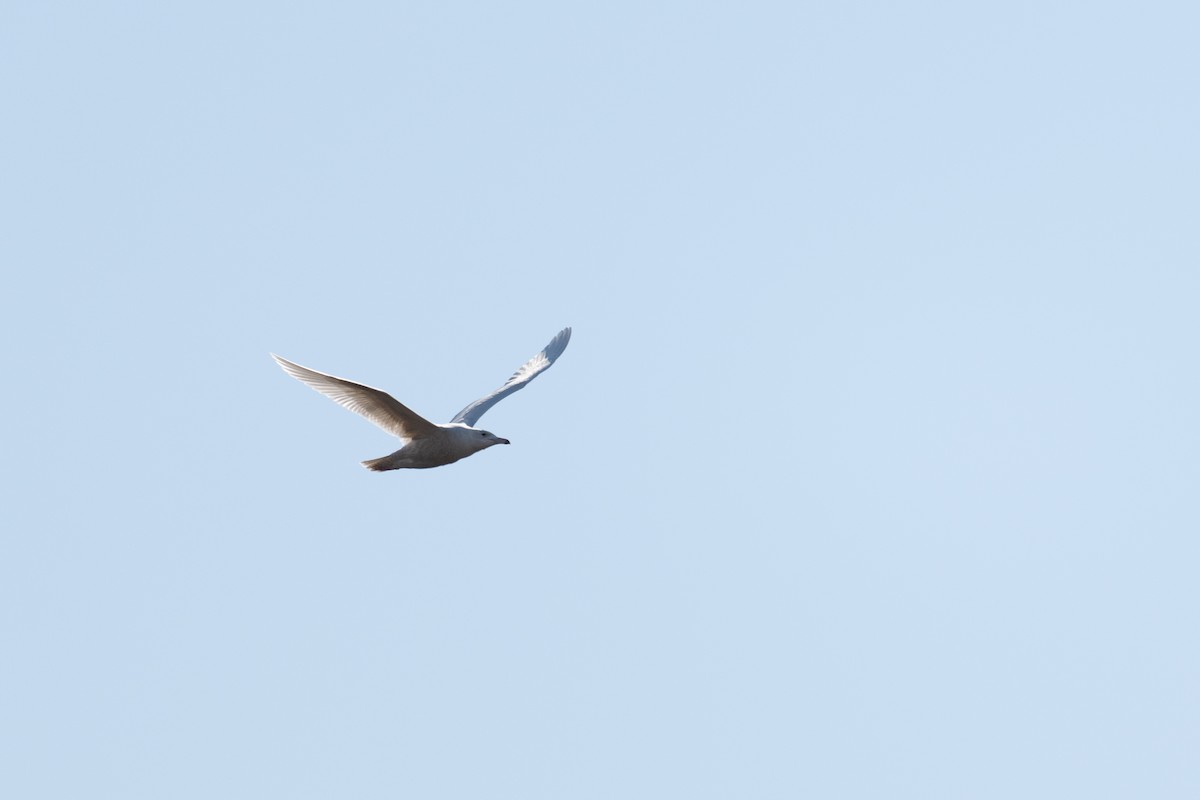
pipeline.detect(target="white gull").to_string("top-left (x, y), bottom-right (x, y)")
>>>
top-left (272, 327), bottom-right (571, 471)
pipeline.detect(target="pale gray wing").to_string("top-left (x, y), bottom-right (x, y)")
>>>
top-left (272, 354), bottom-right (440, 440)
top-left (451, 327), bottom-right (572, 426)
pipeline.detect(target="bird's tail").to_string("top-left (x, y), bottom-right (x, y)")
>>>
top-left (361, 453), bottom-right (406, 471)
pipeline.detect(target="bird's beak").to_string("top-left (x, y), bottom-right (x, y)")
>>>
top-left (499, 438), bottom-right (511, 445)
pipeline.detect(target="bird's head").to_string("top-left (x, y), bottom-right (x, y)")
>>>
top-left (476, 429), bottom-right (511, 448)
top-left (444, 423), bottom-right (510, 453)
top-left (457, 426), bottom-right (510, 452)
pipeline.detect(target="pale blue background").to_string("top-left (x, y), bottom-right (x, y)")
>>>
top-left (2, 2), bottom-right (1198, 797)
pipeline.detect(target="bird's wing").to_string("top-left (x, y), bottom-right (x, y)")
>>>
top-left (451, 327), bottom-right (572, 426)
top-left (272, 354), bottom-right (440, 440)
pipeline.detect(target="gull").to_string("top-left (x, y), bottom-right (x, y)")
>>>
top-left (271, 328), bottom-right (571, 471)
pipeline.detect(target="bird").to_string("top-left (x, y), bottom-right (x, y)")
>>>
top-left (271, 327), bottom-right (571, 471)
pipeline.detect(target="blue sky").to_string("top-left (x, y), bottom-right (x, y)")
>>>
top-left (3, 2), bottom-right (1198, 797)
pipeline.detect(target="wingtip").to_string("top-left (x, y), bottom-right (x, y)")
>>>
top-left (549, 328), bottom-right (573, 359)
top-left (549, 327), bottom-right (572, 355)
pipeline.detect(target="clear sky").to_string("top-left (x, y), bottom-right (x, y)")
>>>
top-left (3, 2), bottom-right (1198, 798)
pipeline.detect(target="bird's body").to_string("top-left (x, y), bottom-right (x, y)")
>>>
top-left (272, 328), bottom-right (571, 471)
top-left (360, 424), bottom-right (507, 471)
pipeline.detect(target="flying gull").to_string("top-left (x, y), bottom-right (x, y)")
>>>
top-left (272, 327), bottom-right (572, 471)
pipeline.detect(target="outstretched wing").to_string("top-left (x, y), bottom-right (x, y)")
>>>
top-left (272, 354), bottom-right (440, 440)
top-left (451, 327), bottom-right (572, 426)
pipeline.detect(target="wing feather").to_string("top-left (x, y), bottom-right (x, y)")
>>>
top-left (451, 327), bottom-right (572, 426)
top-left (272, 354), bottom-right (439, 440)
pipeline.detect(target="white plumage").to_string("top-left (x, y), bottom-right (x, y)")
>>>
top-left (272, 328), bottom-right (571, 471)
